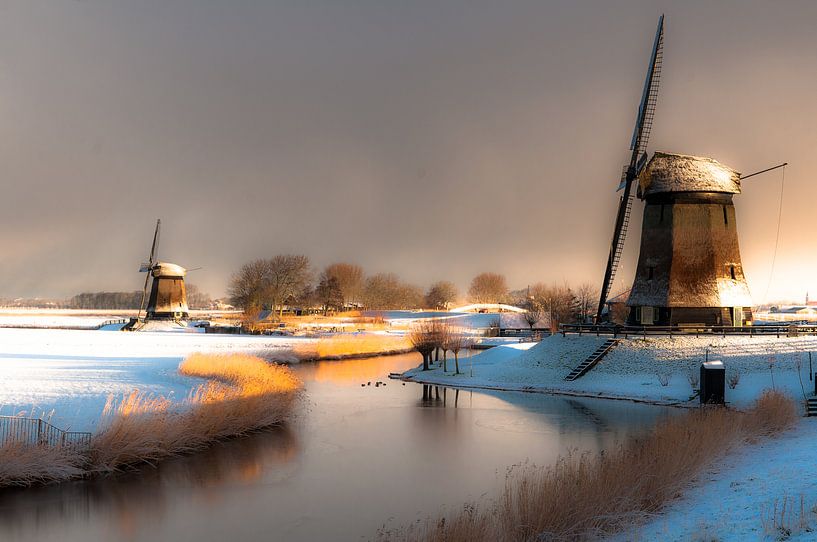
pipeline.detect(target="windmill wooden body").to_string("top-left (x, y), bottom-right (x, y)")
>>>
top-left (626, 152), bottom-right (752, 326)
top-left (138, 220), bottom-right (189, 321)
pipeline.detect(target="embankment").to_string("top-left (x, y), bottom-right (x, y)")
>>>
top-left (0, 353), bottom-right (302, 487)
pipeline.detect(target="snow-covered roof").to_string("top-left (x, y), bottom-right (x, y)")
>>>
top-left (151, 262), bottom-right (187, 278)
top-left (638, 152), bottom-right (741, 197)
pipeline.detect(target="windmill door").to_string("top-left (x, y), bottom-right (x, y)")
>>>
top-left (732, 306), bottom-right (743, 327)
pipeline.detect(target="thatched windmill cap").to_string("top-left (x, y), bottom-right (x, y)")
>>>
top-left (151, 262), bottom-right (187, 278)
top-left (638, 152), bottom-right (741, 198)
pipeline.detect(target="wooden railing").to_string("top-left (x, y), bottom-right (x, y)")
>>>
top-left (0, 416), bottom-right (92, 451)
top-left (559, 323), bottom-right (817, 338)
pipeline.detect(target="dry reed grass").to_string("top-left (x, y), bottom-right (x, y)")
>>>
top-left (0, 353), bottom-right (302, 486)
top-left (380, 391), bottom-right (798, 542)
top-left (0, 441), bottom-right (86, 487)
top-left (294, 333), bottom-right (412, 360)
top-left (91, 353), bottom-right (302, 471)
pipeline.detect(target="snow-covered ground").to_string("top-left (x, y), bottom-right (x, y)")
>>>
top-left (619, 418), bottom-right (817, 541)
top-left (0, 327), bottom-right (313, 431)
top-left (402, 334), bottom-right (817, 407)
top-left (0, 314), bottom-right (116, 328)
top-left (403, 334), bottom-right (817, 540)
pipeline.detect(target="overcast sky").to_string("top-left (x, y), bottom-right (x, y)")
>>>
top-left (0, 0), bottom-right (813, 302)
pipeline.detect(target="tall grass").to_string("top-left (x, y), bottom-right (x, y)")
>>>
top-left (0, 441), bottom-right (86, 487)
top-left (381, 391), bottom-right (798, 542)
top-left (294, 333), bottom-right (412, 360)
top-left (0, 353), bottom-right (302, 486)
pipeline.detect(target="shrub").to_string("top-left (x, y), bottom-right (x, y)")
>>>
top-left (727, 370), bottom-right (741, 390)
top-left (687, 370), bottom-right (700, 390)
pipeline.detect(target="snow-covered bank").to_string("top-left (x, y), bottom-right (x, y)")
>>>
top-left (400, 334), bottom-right (817, 407)
top-left (619, 418), bottom-right (817, 541)
top-left (0, 328), bottom-right (313, 431)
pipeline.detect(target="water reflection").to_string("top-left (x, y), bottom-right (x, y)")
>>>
top-left (0, 352), bottom-right (675, 542)
top-left (0, 426), bottom-right (298, 541)
top-left (298, 354), bottom-right (421, 386)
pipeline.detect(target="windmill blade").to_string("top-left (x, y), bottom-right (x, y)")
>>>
top-left (137, 219), bottom-right (161, 320)
top-left (137, 266), bottom-right (152, 321)
top-left (149, 219), bottom-right (161, 267)
top-left (595, 15), bottom-right (664, 324)
top-left (630, 14), bottom-right (664, 157)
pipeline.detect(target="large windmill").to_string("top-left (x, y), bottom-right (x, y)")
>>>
top-left (137, 219), bottom-right (190, 321)
top-left (594, 15), bottom-right (664, 323)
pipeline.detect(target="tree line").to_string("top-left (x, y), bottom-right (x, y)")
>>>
top-left (227, 254), bottom-right (600, 327)
top-left (67, 284), bottom-right (213, 310)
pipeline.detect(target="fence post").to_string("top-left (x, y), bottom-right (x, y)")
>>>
top-left (37, 419), bottom-right (42, 445)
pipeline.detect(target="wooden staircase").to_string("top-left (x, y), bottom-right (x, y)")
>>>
top-left (806, 397), bottom-right (817, 417)
top-left (565, 339), bottom-right (621, 381)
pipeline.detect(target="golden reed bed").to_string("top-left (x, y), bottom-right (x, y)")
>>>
top-left (294, 333), bottom-right (412, 360)
top-left (379, 391), bottom-right (798, 542)
top-left (0, 353), bottom-right (302, 487)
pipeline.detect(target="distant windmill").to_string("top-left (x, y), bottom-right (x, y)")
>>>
top-left (137, 219), bottom-right (189, 321)
top-left (595, 15), bottom-right (664, 323)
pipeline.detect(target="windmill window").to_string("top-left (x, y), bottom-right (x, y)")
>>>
top-left (660, 205), bottom-right (665, 223)
top-left (723, 205), bottom-right (728, 225)
top-left (730, 266), bottom-right (736, 280)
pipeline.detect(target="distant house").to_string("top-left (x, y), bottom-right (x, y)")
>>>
top-left (777, 306), bottom-right (817, 315)
top-left (605, 289), bottom-right (631, 324)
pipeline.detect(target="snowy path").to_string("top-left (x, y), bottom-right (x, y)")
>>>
top-left (620, 419), bottom-right (817, 541)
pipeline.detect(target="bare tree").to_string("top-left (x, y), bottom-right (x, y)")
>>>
top-left (267, 254), bottom-right (313, 318)
top-left (467, 272), bottom-right (509, 304)
top-left (315, 272), bottom-right (343, 315)
top-left (228, 259), bottom-right (270, 310)
top-left (228, 255), bottom-right (313, 320)
top-left (574, 282), bottom-right (600, 324)
top-left (434, 320), bottom-right (450, 371)
top-left (409, 320), bottom-right (437, 371)
top-left (186, 283), bottom-right (213, 310)
top-left (425, 281), bottom-right (459, 310)
top-left (363, 272), bottom-right (423, 310)
top-left (522, 298), bottom-right (545, 331)
top-left (530, 282), bottom-right (574, 331)
top-left (444, 326), bottom-right (468, 374)
top-left (322, 263), bottom-right (364, 308)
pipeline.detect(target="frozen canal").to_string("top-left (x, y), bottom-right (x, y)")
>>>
top-left (0, 347), bottom-right (674, 542)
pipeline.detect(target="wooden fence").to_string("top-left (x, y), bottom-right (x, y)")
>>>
top-left (0, 416), bottom-right (91, 451)
top-left (559, 324), bottom-right (817, 339)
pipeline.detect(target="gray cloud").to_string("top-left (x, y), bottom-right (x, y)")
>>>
top-left (0, 0), bottom-right (812, 302)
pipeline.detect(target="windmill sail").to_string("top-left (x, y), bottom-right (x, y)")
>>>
top-left (137, 219), bottom-right (161, 320)
top-left (595, 15), bottom-right (664, 323)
